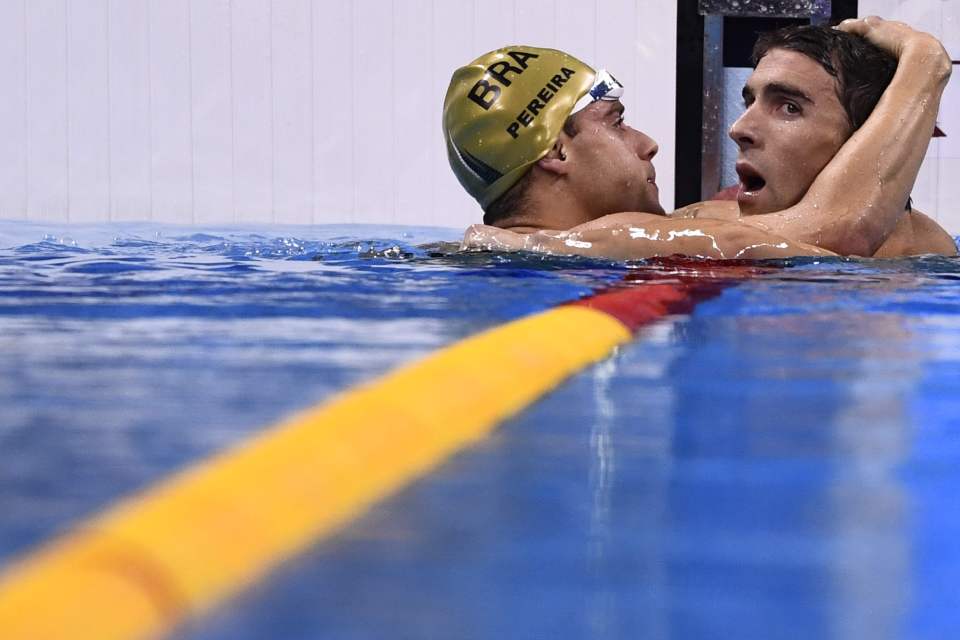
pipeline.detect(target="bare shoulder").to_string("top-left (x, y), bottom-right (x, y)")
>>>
top-left (568, 211), bottom-right (672, 232)
top-left (874, 209), bottom-right (958, 257)
top-left (909, 210), bottom-right (958, 256)
top-left (570, 202), bottom-right (742, 231)
top-left (670, 201), bottom-right (740, 221)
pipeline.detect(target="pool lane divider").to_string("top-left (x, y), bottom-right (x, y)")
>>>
top-left (0, 263), bottom-right (757, 640)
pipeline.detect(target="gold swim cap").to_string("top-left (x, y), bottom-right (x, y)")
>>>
top-left (443, 46), bottom-right (596, 209)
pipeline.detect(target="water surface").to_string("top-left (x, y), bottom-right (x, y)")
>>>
top-left (1, 221), bottom-right (959, 639)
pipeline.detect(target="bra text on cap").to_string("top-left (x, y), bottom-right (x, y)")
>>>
top-left (467, 50), bottom-right (540, 110)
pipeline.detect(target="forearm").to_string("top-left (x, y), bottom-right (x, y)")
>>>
top-left (752, 33), bottom-right (951, 255)
top-left (462, 220), bottom-right (835, 260)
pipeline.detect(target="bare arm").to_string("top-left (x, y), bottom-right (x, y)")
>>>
top-left (461, 217), bottom-right (835, 260)
top-left (744, 17), bottom-right (952, 256)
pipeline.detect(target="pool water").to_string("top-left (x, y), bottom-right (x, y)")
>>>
top-left (2, 221), bottom-right (960, 639)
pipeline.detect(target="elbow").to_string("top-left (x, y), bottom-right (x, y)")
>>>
top-left (905, 37), bottom-right (953, 84)
top-left (932, 41), bottom-right (954, 82)
top-left (932, 53), bottom-right (953, 85)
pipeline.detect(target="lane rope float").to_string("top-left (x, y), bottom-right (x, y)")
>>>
top-left (0, 262), bottom-right (758, 640)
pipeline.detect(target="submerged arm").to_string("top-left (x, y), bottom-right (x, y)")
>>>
top-left (746, 18), bottom-right (952, 256)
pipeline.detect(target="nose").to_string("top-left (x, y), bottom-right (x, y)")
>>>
top-left (634, 130), bottom-right (658, 161)
top-left (729, 106), bottom-right (758, 150)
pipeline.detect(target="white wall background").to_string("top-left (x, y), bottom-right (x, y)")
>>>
top-left (0, 0), bottom-right (677, 228)
top-left (860, 0), bottom-right (960, 234)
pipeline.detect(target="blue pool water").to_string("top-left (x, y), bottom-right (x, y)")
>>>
top-left (2, 221), bottom-right (960, 639)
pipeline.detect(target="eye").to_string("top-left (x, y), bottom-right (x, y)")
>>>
top-left (780, 101), bottom-right (802, 116)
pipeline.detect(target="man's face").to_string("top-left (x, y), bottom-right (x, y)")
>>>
top-left (561, 100), bottom-right (664, 216)
top-left (729, 48), bottom-right (853, 215)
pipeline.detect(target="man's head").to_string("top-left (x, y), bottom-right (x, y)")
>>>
top-left (443, 46), bottom-right (662, 228)
top-left (730, 25), bottom-right (898, 215)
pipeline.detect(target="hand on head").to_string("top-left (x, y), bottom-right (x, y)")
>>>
top-left (836, 15), bottom-right (951, 67)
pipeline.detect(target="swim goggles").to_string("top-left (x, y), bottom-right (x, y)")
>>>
top-left (588, 69), bottom-right (624, 102)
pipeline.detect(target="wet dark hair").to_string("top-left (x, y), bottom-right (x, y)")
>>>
top-left (483, 172), bottom-right (532, 226)
top-left (483, 114), bottom-right (582, 226)
top-left (753, 24), bottom-right (897, 131)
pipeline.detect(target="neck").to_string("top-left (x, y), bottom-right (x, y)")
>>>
top-left (500, 179), bottom-right (594, 232)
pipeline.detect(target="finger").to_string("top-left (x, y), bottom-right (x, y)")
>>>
top-left (835, 17), bottom-right (869, 35)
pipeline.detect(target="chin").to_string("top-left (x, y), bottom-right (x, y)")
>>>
top-left (639, 191), bottom-right (665, 215)
top-left (737, 193), bottom-right (778, 216)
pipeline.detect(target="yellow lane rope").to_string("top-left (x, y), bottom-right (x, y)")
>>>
top-left (0, 304), bottom-right (632, 640)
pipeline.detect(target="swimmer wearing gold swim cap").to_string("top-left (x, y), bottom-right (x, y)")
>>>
top-left (444, 46), bottom-right (664, 231)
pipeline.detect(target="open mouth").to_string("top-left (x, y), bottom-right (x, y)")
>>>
top-left (736, 163), bottom-right (766, 195)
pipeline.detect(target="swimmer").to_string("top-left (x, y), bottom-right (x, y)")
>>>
top-left (444, 17), bottom-right (953, 260)
top-left (689, 21), bottom-right (957, 257)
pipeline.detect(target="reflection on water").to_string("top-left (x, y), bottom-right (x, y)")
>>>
top-left (828, 316), bottom-right (913, 640)
top-left (670, 308), bottom-right (915, 639)
top-left (587, 356), bottom-right (617, 640)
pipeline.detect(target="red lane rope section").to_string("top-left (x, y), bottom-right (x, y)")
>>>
top-left (571, 283), bottom-right (702, 332)
top-left (568, 259), bottom-right (773, 333)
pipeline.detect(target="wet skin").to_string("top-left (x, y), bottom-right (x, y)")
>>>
top-left (721, 47), bottom-right (954, 255)
top-left (561, 100), bottom-right (664, 216)
top-left (469, 18), bottom-right (954, 258)
top-left (730, 49), bottom-right (853, 216)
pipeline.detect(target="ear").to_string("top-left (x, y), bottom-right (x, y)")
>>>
top-left (536, 144), bottom-right (569, 176)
